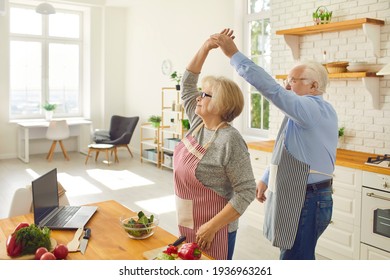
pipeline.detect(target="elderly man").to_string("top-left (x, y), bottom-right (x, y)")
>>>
top-left (212, 29), bottom-right (338, 260)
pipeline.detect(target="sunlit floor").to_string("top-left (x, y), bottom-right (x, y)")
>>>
top-left (0, 150), bottom-right (281, 260)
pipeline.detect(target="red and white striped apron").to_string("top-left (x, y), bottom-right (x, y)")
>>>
top-left (173, 122), bottom-right (228, 260)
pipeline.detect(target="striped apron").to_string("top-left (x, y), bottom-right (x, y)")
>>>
top-left (173, 122), bottom-right (228, 260)
top-left (264, 117), bottom-right (333, 249)
top-left (263, 117), bottom-right (311, 249)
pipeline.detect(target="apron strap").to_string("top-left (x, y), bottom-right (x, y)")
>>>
top-left (192, 122), bottom-right (227, 150)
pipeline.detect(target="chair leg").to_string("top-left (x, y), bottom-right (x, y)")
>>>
top-left (125, 145), bottom-right (133, 157)
top-left (110, 148), bottom-right (120, 163)
top-left (59, 140), bottom-right (70, 160)
top-left (47, 141), bottom-right (57, 161)
top-left (105, 149), bottom-right (110, 166)
top-left (85, 148), bottom-right (93, 164)
top-left (114, 147), bottom-right (119, 163)
top-left (95, 151), bottom-right (100, 162)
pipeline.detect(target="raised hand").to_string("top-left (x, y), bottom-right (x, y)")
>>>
top-left (210, 28), bottom-right (239, 58)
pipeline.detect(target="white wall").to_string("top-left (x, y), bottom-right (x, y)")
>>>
top-left (124, 0), bottom-right (236, 154)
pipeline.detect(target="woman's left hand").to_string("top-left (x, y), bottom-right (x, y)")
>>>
top-left (195, 222), bottom-right (217, 251)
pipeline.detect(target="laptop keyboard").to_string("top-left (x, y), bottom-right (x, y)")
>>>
top-left (45, 206), bottom-right (80, 227)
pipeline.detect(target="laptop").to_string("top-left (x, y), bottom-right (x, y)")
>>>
top-left (32, 168), bottom-right (97, 229)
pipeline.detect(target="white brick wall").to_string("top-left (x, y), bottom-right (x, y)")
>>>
top-left (269, 0), bottom-right (390, 154)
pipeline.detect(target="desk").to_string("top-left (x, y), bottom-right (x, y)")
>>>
top-left (16, 119), bottom-right (92, 163)
top-left (0, 200), bottom-right (181, 260)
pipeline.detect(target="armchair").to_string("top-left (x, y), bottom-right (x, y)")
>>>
top-left (93, 115), bottom-right (139, 158)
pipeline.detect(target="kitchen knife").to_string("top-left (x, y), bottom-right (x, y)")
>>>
top-left (79, 228), bottom-right (91, 255)
top-left (170, 235), bottom-right (186, 247)
top-left (67, 227), bottom-right (84, 252)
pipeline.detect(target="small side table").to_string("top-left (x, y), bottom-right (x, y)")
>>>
top-left (85, 144), bottom-right (119, 166)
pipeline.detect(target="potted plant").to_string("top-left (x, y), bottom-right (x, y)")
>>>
top-left (148, 115), bottom-right (162, 128)
top-left (338, 127), bottom-right (345, 138)
top-left (170, 71), bottom-right (182, 91)
top-left (181, 119), bottom-right (190, 131)
top-left (42, 102), bottom-right (57, 120)
top-left (313, 6), bottom-right (332, 25)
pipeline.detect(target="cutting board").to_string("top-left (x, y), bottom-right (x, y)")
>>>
top-left (143, 245), bottom-right (211, 260)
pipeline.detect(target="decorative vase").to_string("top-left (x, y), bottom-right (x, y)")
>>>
top-left (45, 110), bottom-right (53, 121)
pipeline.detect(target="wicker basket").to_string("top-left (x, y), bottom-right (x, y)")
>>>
top-left (325, 61), bottom-right (349, 73)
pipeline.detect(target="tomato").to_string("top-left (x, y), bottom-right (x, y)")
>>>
top-left (40, 252), bottom-right (56, 260)
top-left (35, 247), bottom-right (49, 260)
top-left (53, 244), bottom-right (68, 260)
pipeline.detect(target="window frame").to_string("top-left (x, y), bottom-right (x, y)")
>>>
top-left (241, 1), bottom-right (271, 138)
top-left (9, 2), bottom-right (85, 120)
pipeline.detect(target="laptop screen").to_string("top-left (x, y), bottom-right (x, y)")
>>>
top-left (32, 168), bottom-right (59, 225)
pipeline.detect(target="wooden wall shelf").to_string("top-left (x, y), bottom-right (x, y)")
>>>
top-left (276, 18), bottom-right (385, 59)
top-left (275, 72), bottom-right (383, 109)
top-left (275, 72), bottom-right (383, 80)
top-left (276, 18), bottom-right (384, 36)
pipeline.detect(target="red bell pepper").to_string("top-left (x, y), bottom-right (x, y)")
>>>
top-left (163, 245), bottom-right (178, 256)
top-left (178, 243), bottom-right (202, 260)
top-left (6, 222), bottom-right (29, 257)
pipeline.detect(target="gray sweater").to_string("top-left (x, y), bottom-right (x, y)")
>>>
top-left (180, 70), bottom-right (256, 232)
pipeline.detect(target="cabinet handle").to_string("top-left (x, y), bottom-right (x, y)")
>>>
top-left (367, 192), bottom-right (390, 202)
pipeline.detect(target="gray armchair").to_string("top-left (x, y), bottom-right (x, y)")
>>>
top-left (93, 115), bottom-right (139, 157)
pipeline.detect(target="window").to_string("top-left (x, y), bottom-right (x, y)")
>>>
top-left (9, 4), bottom-right (84, 119)
top-left (243, 0), bottom-right (271, 137)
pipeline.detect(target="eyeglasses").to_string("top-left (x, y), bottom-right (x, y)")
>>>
top-left (284, 77), bottom-right (311, 86)
top-left (200, 92), bottom-right (213, 99)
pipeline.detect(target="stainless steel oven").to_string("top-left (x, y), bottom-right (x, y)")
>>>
top-left (361, 171), bottom-right (390, 258)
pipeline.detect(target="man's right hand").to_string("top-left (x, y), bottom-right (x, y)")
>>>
top-left (256, 180), bottom-right (268, 203)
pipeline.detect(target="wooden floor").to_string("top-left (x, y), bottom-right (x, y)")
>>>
top-left (0, 150), bottom-right (281, 259)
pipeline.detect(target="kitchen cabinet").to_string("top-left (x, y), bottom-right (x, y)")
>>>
top-left (360, 243), bottom-right (390, 260)
top-left (244, 149), bottom-right (271, 231)
top-left (275, 18), bottom-right (385, 109)
top-left (316, 166), bottom-right (362, 260)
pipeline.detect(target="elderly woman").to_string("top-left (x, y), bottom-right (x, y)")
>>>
top-left (173, 36), bottom-right (256, 260)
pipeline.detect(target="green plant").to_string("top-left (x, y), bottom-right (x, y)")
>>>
top-left (338, 127), bottom-right (345, 138)
top-left (313, 6), bottom-right (332, 25)
top-left (42, 102), bottom-right (57, 111)
top-left (148, 115), bottom-right (161, 127)
top-left (170, 71), bottom-right (182, 85)
top-left (181, 119), bottom-right (190, 130)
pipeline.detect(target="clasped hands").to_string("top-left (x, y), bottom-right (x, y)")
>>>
top-left (205, 28), bottom-right (239, 58)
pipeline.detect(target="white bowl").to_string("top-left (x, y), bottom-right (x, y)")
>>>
top-left (347, 64), bottom-right (383, 72)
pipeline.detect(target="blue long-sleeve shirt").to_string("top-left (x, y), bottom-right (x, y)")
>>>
top-left (231, 52), bottom-right (338, 184)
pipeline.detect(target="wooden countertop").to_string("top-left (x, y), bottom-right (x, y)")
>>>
top-left (247, 140), bottom-right (390, 176)
top-left (0, 200), bottom-right (182, 260)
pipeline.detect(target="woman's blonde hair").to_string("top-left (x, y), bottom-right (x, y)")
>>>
top-left (201, 76), bottom-right (244, 122)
